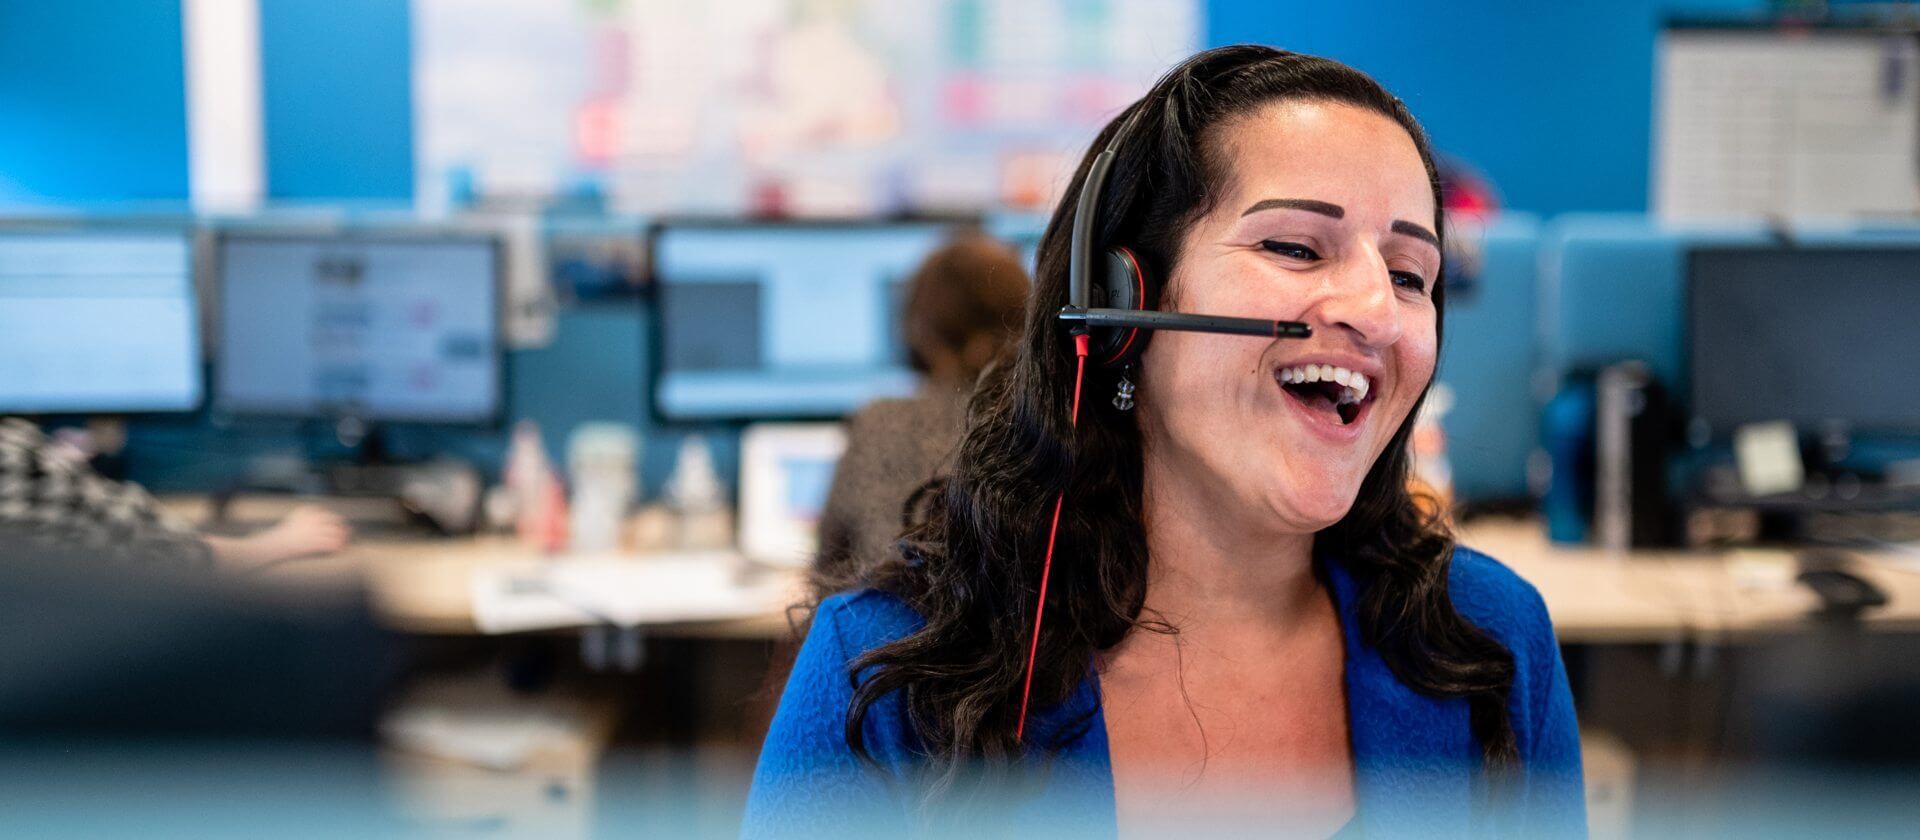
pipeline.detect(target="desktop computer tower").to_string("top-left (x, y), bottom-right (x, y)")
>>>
top-left (1595, 362), bottom-right (1683, 550)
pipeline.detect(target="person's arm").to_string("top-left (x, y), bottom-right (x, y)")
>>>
top-left (742, 598), bottom-right (910, 838)
top-left (0, 419), bottom-right (350, 571)
top-left (203, 504), bottom-right (354, 569)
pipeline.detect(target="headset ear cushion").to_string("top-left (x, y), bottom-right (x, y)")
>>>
top-left (1093, 247), bottom-right (1150, 366)
top-left (1100, 248), bottom-right (1143, 311)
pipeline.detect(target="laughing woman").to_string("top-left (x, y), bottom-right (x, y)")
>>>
top-left (746, 46), bottom-right (1584, 839)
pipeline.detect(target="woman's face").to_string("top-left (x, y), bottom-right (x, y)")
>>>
top-left (1137, 99), bottom-right (1440, 535)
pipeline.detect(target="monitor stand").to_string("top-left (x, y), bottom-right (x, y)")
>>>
top-left (227, 418), bottom-right (419, 498)
top-left (321, 418), bottom-right (417, 497)
top-left (213, 417), bottom-right (485, 535)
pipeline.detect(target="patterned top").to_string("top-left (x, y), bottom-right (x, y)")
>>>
top-left (0, 418), bottom-right (211, 568)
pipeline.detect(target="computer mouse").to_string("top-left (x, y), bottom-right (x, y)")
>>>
top-left (1795, 555), bottom-right (1889, 618)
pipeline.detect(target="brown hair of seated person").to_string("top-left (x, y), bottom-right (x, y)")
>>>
top-left (900, 234), bottom-right (1031, 388)
top-left (813, 235), bottom-right (1031, 582)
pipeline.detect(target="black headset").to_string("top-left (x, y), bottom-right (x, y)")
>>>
top-left (1057, 103), bottom-right (1312, 367)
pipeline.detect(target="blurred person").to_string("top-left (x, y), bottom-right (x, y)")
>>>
top-left (814, 234), bottom-right (1029, 580)
top-left (748, 46), bottom-right (1583, 837)
top-left (0, 418), bottom-right (351, 570)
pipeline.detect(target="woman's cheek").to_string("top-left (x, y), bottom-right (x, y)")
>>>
top-left (1397, 313), bottom-right (1440, 389)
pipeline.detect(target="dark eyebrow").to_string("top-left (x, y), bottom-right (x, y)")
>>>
top-left (1391, 219), bottom-right (1440, 248)
top-left (1242, 197), bottom-right (1441, 249)
top-left (1241, 198), bottom-right (1343, 219)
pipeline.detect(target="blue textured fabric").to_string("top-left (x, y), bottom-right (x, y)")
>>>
top-left (744, 546), bottom-right (1587, 838)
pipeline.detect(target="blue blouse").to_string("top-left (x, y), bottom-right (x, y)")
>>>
top-left (744, 546), bottom-right (1587, 838)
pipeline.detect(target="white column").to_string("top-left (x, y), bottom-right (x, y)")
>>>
top-left (182, 0), bottom-right (264, 212)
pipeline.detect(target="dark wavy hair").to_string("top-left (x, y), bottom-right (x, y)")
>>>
top-left (813, 45), bottom-right (1517, 789)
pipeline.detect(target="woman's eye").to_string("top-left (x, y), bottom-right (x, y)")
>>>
top-left (1391, 270), bottom-right (1428, 293)
top-left (1259, 240), bottom-right (1320, 261)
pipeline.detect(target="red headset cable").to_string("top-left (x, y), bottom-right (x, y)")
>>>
top-left (1016, 331), bottom-right (1091, 743)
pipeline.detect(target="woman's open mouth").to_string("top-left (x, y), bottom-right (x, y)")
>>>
top-left (1275, 364), bottom-right (1375, 428)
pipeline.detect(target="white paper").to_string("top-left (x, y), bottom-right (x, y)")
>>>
top-left (468, 551), bottom-right (798, 634)
top-left (381, 703), bottom-right (584, 770)
top-left (1733, 420), bottom-right (1805, 498)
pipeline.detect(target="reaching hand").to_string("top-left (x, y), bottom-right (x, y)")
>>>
top-left (258, 504), bottom-right (354, 560)
top-left (206, 504), bottom-right (354, 567)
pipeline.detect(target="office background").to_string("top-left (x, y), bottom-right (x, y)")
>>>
top-left (8, 1), bottom-right (1920, 837)
top-left (2, 0), bottom-right (1852, 500)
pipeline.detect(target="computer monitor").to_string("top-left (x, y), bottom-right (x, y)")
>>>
top-left (647, 220), bottom-right (962, 422)
top-left (1687, 246), bottom-right (1920, 436)
top-left (214, 231), bottom-right (504, 424)
top-left (0, 228), bottom-right (201, 414)
top-left (985, 210), bottom-right (1047, 274)
top-left (737, 423), bottom-right (846, 567)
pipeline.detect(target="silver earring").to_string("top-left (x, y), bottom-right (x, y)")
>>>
top-left (1113, 370), bottom-right (1135, 411)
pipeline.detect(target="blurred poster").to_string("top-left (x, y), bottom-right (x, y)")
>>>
top-left (412, 0), bottom-right (1199, 216)
top-left (1655, 29), bottom-right (1920, 220)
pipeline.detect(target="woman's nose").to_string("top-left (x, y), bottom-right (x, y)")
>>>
top-left (1306, 246), bottom-right (1404, 348)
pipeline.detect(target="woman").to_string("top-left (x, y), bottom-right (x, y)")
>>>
top-left (747, 46), bottom-right (1583, 838)
top-left (815, 233), bottom-right (1029, 582)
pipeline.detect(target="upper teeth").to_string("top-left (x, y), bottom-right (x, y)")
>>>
top-left (1279, 364), bottom-right (1370, 403)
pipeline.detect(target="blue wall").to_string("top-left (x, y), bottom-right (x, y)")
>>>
top-left (1206, 0), bottom-right (1764, 216)
top-left (258, 0), bottom-right (413, 201)
top-left (3, 1), bottom-right (1780, 211)
top-left (0, 0), bottom-right (189, 205)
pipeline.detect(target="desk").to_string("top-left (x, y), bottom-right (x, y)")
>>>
top-left (1459, 518), bottom-right (1920, 644)
top-left (355, 538), bottom-right (802, 638)
top-left (162, 494), bottom-right (804, 639)
top-left (166, 496), bottom-right (1920, 644)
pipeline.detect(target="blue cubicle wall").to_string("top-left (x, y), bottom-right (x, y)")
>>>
top-left (1434, 215), bottom-right (1540, 502)
top-left (1535, 215), bottom-right (1920, 395)
top-left (1535, 215), bottom-right (1772, 391)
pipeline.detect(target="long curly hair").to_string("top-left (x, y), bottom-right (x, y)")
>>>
top-left (812, 45), bottom-right (1517, 790)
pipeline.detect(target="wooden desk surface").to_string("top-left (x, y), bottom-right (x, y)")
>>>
top-left (1458, 518), bottom-right (1920, 643)
top-left (162, 494), bottom-right (802, 639)
top-left (166, 496), bottom-right (1920, 643)
top-left (353, 537), bottom-right (803, 639)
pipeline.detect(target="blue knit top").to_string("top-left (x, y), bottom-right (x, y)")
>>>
top-left (744, 546), bottom-right (1587, 838)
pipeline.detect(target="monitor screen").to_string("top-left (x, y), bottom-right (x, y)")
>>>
top-left (985, 211), bottom-right (1046, 275)
top-left (1688, 247), bottom-right (1920, 435)
top-left (0, 230), bottom-right (201, 413)
top-left (649, 222), bottom-right (959, 421)
top-left (737, 423), bottom-right (846, 567)
top-left (216, 233), bottom-right (502, 423)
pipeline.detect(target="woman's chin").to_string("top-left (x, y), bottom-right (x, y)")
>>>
top-left (1267, 483), bottom-right (1360, 533)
